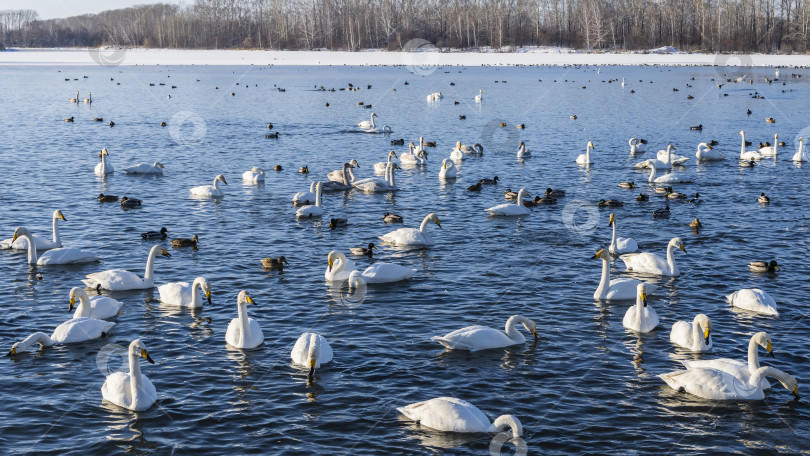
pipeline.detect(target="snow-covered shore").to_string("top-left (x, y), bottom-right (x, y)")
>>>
top-left (2, 47), bottom-right (809, 67)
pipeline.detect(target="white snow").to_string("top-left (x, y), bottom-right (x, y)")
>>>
top-left (1, 47), bottom-right (809, 67)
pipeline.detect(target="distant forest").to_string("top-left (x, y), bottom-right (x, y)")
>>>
top-left (2, 0), bottom-right (810, 53)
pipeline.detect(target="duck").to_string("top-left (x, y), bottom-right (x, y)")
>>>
top-left (273, 164), bottom-right (283, 171)
top-left (597, 199), bottom-right (623, 207)
top-left (299, 165), bottom-right (309, 174)
top-left (690, 218), bottom-right (702, 229)
top-left (516, 141), bottom-right (531, 159)
top-left (291, 333), bottom-right (333, 385)
top-left (261, 256), bottom-right (289, 270)
top-left (622, 283), bottom-right (658, 333)
top-left (98, 193), bottom-right (119, 203)
top-left (620, 237), bottom-right (686, 276)
top-left (727, 288), bottom-right (778, 316)
top-left (1, 209), bottom-right (66, 250)
top-left (432, 314), bottom-right (538, 351)
top-left (666, 189), bottom-right (687, 199)
top-left (480, 176), bottom-right (499, 185)
top-left (653, 205), bottom-right (671, 217)
top-left (158, 277), bottom-right (211, 307)
top-left (171, 235), bottom-right (198, 248)
top-left (380, 213), bottom-right (441, 247)
top-left (523, 196), bottom-right (554, 206)
top-left (758, 193), bottom-right (770, 203)
top-left (439, 159), bottom-right (457, 179)
top-left (296, 182), bottom-right (325, 218)
top-left (8, 317), bottom-right (115, 355)
top-left (141, 227), bottom-right (168, 240)
top-left (64, 116), bottom-right (75, 122)
top-left (397, 397), bottom-right (523, 439)
top-left (687, 193), bottom-right (701, 203)
top-left (608, 213), bottom-right (638, 254)
top-left (122, 162), bottom-right (165, 175)
top-left (618, 181), bottom-right (635, 189)
top-left (266, 132), bottom-right (280, 139)
top-left (487, 188), bottom-right (531, 216)
top-left (575, 141), bottom-right (595, 165)
top-left (82, 245), bottom-right (171, 291)
top-left (100, 339), bottom-right (157, 411)
top-left (670, 314), bottom-right (713, 352)
top-left (10, 227), bottom-right (100, 266)
top-left (503, 189), bottom-right (519, 200)
top-left (120, 196), bottom-right (142, 208)
top-left (383, 213), bottom-right (403, 223)
top-left (95, 148), bottom-right (114, 176)
top-left (350, 243), bottom-right (376, 257)
top-left (680, 332), bottom-right (775, 389)
top-left (545, 188), bottom-right (565, 197)
top-left (242, 167), bottom-right (265, 183)
top-left (329, 218), bottom-right (348, 229)
top-left (325, 251), bottom-right (415, 283)
top-left (190, 174), bottom-right (227, 198)
top-left (636, 193), bottom-right (649, 201)
top-left (225, 291), bottom-right (263, 349)
top-left (592, 249), bottom-right (654, 301)
top-left (69, 287), bottom-right (122, 320)
top-left (390, 138), bottom-right (405, 146)
top-left (690, 124), bottom-right (703, 130)
top-left (765, 117), bottom-right (776, 123)
top-left (749, 260), bottom-right (779, 273)
top-left (466, 181), bottom-right (483, 192)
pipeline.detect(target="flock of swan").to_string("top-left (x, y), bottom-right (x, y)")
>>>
top-left (4, 69), bottom-right (805, 448)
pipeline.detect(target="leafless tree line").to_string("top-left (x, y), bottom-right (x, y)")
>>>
top-left (3, 0), bottom-right (810, 52)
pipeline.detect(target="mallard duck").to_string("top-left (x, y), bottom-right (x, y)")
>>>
top-left (516, 123), bottom-right (526, 129)
top-left (299, 165), bottom-right (309, 174)
top-left (98, 193), bottom-right (118, 203)
top-left (654, 205), bottom-right (671, 217)
top-left (597, 199), bottom-right (623, 207)
top-left (141, 227), bottom-right (168, 240)
top-left (261, 256), bottom-right (288, 270)
top-left (545, 188), bottom-right (565, 197)
top-left (120, 196), bottom-right (142, 208)
top-left (92, 117), bottom-right (104, 122)
top-left (423, 141), bottom-right (437, 147)
top-left (654, 186), bottom-right (669, 193)
top-left (350, 242), bottom-right (376, 257)
top-left (329, 218), bottom-right (348, 229)
top-left (570, 115), bottom-right (577, 119)
top-left (171, 235), bottom-right (198, 248)
top-left (467, 182), bottom-right (483, 192)
top-left (619, 181), bottom-right (635, 189)
top-left (266, 123), bottom-right (274, 129)
top-left (160, 121), bottom-right (167, 127)
top-left (690, 217), bottom-right (702, 228)
top-left (666, 189), bottom-right (687, 199)
top-left (523, 196), bottom-right (555, 206)
top-left (391, 138), bottom-right (405, 145)
top-left (688, 193), bottom-right (701, 203)
top-left (636, 193), bottom-right (649, 201)
top-left (748, 260), bottom-right (779, 273)
top-left (498, 122), bottom-right (507, 127)
top-left (274, 164), bottom-right (283, 171)
top-left (479, 176), bottom-right (499, 185)
top-left (758, 193), bottom-right (770, 203)
top-left (383, 212), bottom-right (403, 223)
top-left (766, 117), bottom-right (776, 123)
top-left (503, 189), bottom-right (519, 200)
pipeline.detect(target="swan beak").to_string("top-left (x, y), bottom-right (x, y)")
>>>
top-left (435, 218), bottom-right (442, 228)
top-left (767, 340), bottom-right (774, 358)
top-left (704, 329), bottom-right (710, 345)
top-left (161, 249), bottom-right (172, 258)
top-left (308, 359), bottom-right (316, 384)
top-left (59, 213), bottom-right (67, 221)
top-left (69, 297), bottom-right (76, 312)
top-left (679, 243), bottom-right (687, 253)
top-left (531, 329), bottom-right (538, 340)
top-left (246, 296), bottom-right (255, 305)
top-left (141, 349), bottom-right (155, 364)
top-left (793, 385), bottom-right (800, 399)
top-left (222, 177), bottom-right (228, 185)
top-left (7, 348), bottom-right (16, 356)
top-left (641, 292), bottom-right (648, 307)
top-left (205, 289), bottom-right (211, 305)
top-left (328, 259), bottom-right (333, 271)
top-left (11, 231), bottom-right (19, 242)
top-left (609, 213), bottom-right (615, 226)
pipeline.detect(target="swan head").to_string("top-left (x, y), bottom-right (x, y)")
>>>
top-left (591, 248), bottom-right (608, 260)
top-left (608, 213), bottom-right (616, 227)
top-left (670, 237), bottom-right (686, 253)
top-left (427, 213), bottom-right (441, 229)
top-left (696, 314), bottom-right (712, 344)
top-left (216, 174), bottom-right (227, 185)
top-left (371, 112), bottom-right (377, 118)
top-left (349, 159), bottom-right (360, 168)
top-left (68, 287), bottom-right (88, 312)
top-left (101, 148), bottom-right (109, 156)
top-left (389, 150), bottom-right (398, 158)
top-left (203, 280), bottom-right (212, 304)
top-left (155, 162), bottom-right (165, 169)
top-left (327, 250), bottom-right (344, 272)
top-left (237, 290), bottom-right (255, 306)
top-left (11, 226), bottom-right (31, 243)
top-left (753, 332), bottom-right (775, 358)
top-left (588, 141), bottom-right (595, 149)
top-left (159, 248), bottom-right (172, 258)
top-left (54, 210), bottom-right (67, 221)
top-left (492, 414), bottom-right (523, 439)
top-left (132, 339), bottom-right (155, 364)
top-left (637, 283), bottom-right (648, 307)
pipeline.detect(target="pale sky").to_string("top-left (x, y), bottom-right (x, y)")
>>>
top-left (0, 0), bottom-right (184, 20)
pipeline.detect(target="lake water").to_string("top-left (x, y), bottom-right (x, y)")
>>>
top-left (1, 61), bottom-right (809, 455)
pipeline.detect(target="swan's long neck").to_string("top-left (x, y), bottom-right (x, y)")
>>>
top-left (418, 215), bottom-right (433, 242)
top-left (315, 182), bottom-right (322, 207)
top-left (774, 135), bottom-right (779, 154)
top-left (144, 247), bottom-right (159, 282)
top-left (213, 176), bottom-right (221, 189)
top-left (369, 114), bottom-right (375, 129)
top-left (128, 342), bottom-right (143, 404)
top-left (595, 255), bottom-right (610, 299)
top-left (740, 132), bottom-right (746, 157)
top-left (748, 336), bottom-right (763, 374)
top-left (665, 145), bottom-right (673, 165)
top-left (191, 278), bottom-right (203, 307)
top-left (610, 220), bottom-right (617, 249)
top-left (750, 366), bottom-right (791, 389)
top-left (52, 213), bottom-right (61, 245)
top-left (504, 315), bottom-right (528, 343)
top-left (666, 241), bottom-right (678, 275)
top-left (100, 152), bottom-right (108, 173)
top-left (19, 332), bottom-right (55, 350)
top-left (691, 316), bottom-right (704, 347)
top-left (647, 162), bottom-right (657, 182)
top-left (585, 145), bottom-right (591, 162)
top-left (388, 163), bottom-right (396, 187)
top-left (516, 189), bottom-right (526, 207)
top-left (20, 231), bottom-right (37, 265)
top-left (237, 299), bottom-right (252, 342)
top-left (76, 292), bottom-right (92, 318)
top-left (490, 415), bottom-right (523, 439)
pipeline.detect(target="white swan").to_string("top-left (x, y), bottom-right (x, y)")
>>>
top-left (656, 145), bottom-right (689, 166)
top-left (322, 163), bottom-right (355, 191)
top-left (592, 249), bottom-right (654, 301)
top-left (374, 151), bottom-right (398, 174)
top-left (158, 277), bottom-right (211, 307)
top-left (328, 159), bottom-right (359, 182)
top-left (659, 365), bottom-right (798, 401)
top-left (1, 209), bottom-right (65, 250)
top-left (695, 142), bottom-right (725, 161)
top-left (95, 148), bottom-right (114, 176)
top-left (380, 213), bottom-right (441, 247)
top-left (759, 133), bottom-right (779, 155)
top-left (83, 91), bottom-right (92, 103)
top-left (122, 162), bottom-right (165, 174)
top-left (82, 245), bottom-right (171, 291)
top-left (190, 174), bottom-right (227, 198)
top-left (353, 163), bottom-right (398, 193)
top-left (291, 332), bottom-right (333, 384)
top-left (8, 318), bottom-right (115, 355)
top-left (629, 137), bottom-right (646, 154)
top-left (474, 89), bottom-right (483, 103)
top-left (292, 182), bottom-right (317, 205)
top-left (225, 290), bottom-right (264, 349)
top-left (400, 145), bottom-right (428, 166)
top-left (517, 141), bottom-right (531, 159)
top-left (432, 314), bottom-right (538, 351)
top-left (793, 137), bottom-right (809, 162)
top-left (670, 313), bottom-right (712, 352)
top-left (487, 188), bottom-right (530, 216)
top-left (398, 397), bottom-right (523, 438)
top-left (642, 160), bottom-right (689, 184)
top-left (620, 237), bottom-right (686, 276)
top-left (622, 283), bottom-right (658, 333)
top-left (69, 287), bottom-right (122, 320)
top-left (739, 131), bottom-right (763, 160)
top-left (439, 159), bottom-right (457, 179)
top-left (449, 141), bottom-right (466, 161)
top-left (69, 90), bottom-right (79, 103)
top-left (11, 226), bottom-right (99, 265)
top-left (242, 167), bottom-right (265, 183)
top-left (426, 92), bottom-right (443, 101)
top-left (575, 141), bottom-right (595, 165)
top-left (325, 251), bottom-right (416, 284)
top-left (358, 112), bottom-right (378, 129)
top-left (682, 331), bottom-right (774, 389)
top-left (726, 288), bottom-right (778, 316)
top-left (608, 213), bottom-right (638, 254)
top-left (296, 182), bottom-right (325, 217)
top-left (101, 339), bottom-right (157, 411)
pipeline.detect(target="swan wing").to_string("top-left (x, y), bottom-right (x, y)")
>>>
top-left (158, 281), bottom-right (194, 306)
top-left (660, 368), bottom-right (764, 400)
top-left (727, 289), bottom-right (778, 316)
top-left (432, 325), bottom-right (517, 351)
top-left (37, 247), bottom-right (100, 265)
top-left (398, 397), bottom-right (491, 433)
top-left (620, 252), bottom-right (670, 275)
top-left (83, 269), bottom-right (147, 291)
top-left (605, 278), bottom-right (644, 301)
top-left (73, 296), bottom-right (123, 320)
top-left (380, 228), bottom-right (429, 246)
top-left (51, 318), bottom-right (114, 343)
top-left (361, 263), bottom-right (416, 284)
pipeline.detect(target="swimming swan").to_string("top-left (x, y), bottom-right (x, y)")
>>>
top-left (398, 397), bottom-right (523, 438)
top-left (592, 249), bottom-right (654, 301)
top-left (291, 332), bottom-right (333, 384)
top-left (739, 131), bottom-right (763, 160)
top-left (225, 290), bottom-right (264, 349)
top-left (670, 313), bottom-right (712, 352)
top-left (95, 148), bottom-right (114, 176)
top-left (681, 331), bottom-right (774, 389)
top-left (1, 209), bottom-right (65, 250)
top-left (69, 287), bottom-right (122, 320)
top-left (792, 137), bottom-right (809, 162)
top-left (11, 226), bottom-right (99, 265)
top-left (325, 251), bottom-right (415, 283)
top-left (242, 167), bottom-right (265, 183)
top-left (659, 365), bottom-right (798, 401)
top-left (101, 339), bottom-right (157, 411)
top-left (695, 142), bottom-right (725, 161)
top-left (122, 162), bottom-right (165, 174)
top-left (190, 174), bottom-right (227, 198)
top-left (726, 288), bottom-right (778, 316)
top-left (608, 213), bottom-right (638, 254)
top-left (380, 213), bottom-right (441, 246)
top-left (158, 276), bottom-right (211, 307)
top-left (576, 141), bottom-right (595, 165)
top-left (622, 283), bottom-right (658, 332)
top-left (439, 159), bottom-right (457, 179)
top-left (296, 181), bottom-right (325, 217)
top-left (82, 245), bottom-right (171, 291)
top-left (620, 237), bottom-right (686, 276)
top-left (486, 188), bottom-right (531, 216)
top-left (432, 314), bottom-right (538, 351)
top-left (8, 318), bottom-right (114, 355)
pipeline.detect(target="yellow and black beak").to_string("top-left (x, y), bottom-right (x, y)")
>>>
top-left (327, 258), bottom-right (333, 272)
top-left (704, 328), bottom-right (710, 345)
top-left (69, 296), bottom-right (76, 312)
top-left (679, 243), bottom-right (687, 253)
top-left (7, 347), bottom-right (16, 356)
top-left (531, 329), bottom-right (538, 340)
top-left (641, 291), bottom-right (648, 307)
top-left (793, 385), bottom-right (800, 399)
top-left (609, 214), bottom-right (615, 226)
top-left (141, 348), bottom-right (155, 364)
top-left (206, 289), bottom-right (212, 306)
top-left (767, 340), bottom-right (775, 358)
top-left (11, 230), bottom-right (19, 242)
top-left (59, 213), bottom-right (67, 221)
top-left (435, 218), bottom-right (442, 229)
top-left (246, 295), bottom-right (255, 305)
top-left (308, 359), bottom-right (316, 385)
top-left (161, 249), bottom-right (172, 258)
top-left (221, 177), bottom-right (228, 185)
